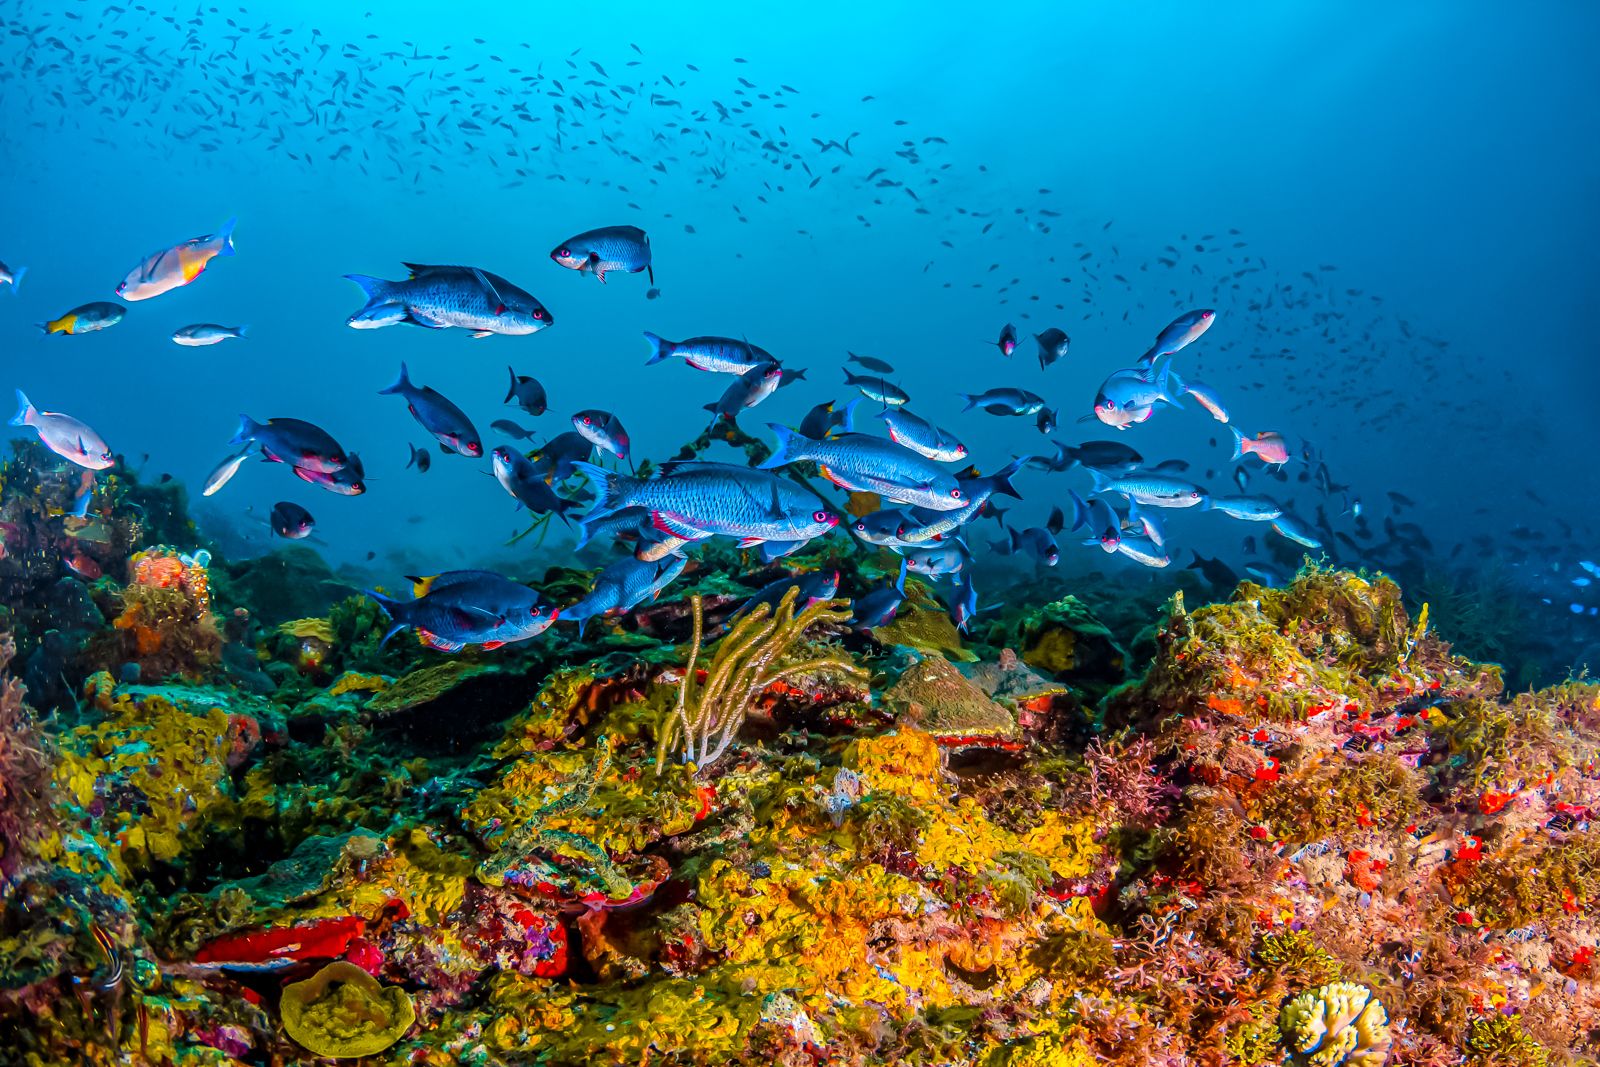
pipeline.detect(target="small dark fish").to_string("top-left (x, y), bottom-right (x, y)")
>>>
top-left (573, 409), bottom-right (631, 461)
top-left (1034, 327), bottom-right (1070, 369)
top-left (492, 419), bottom-right (537, 440)
top-left (731, 569), bottom-right (840, 624)
top-left (958, 387), bottom-right (1045, 416)
top-left (991, 323), bottom-right (1018, 357)
top-left (505, 367), bottom-right (548, 416)
top-left (294, 452), bottom-right (367, 496)
top-left (645, 287), bottom-right (661, 300)
top-left (798, 399), bottom-right (858, 440)
top-left (492, 447), bottom-right (580, 524)
top-left (843, 369), bottom-right (909, 406)
top-left (1035, 407), bottom-right (1058, 435)
top-left (1187, 552), bottom-right (1240, 589)
top-left (270, 501), bottom-right (315, 539)
top-left (379, 361), bottom-right (482, 457)
top-left (1066, 440), bottom-right (1143, 474)
top-left (846, 351), bottom-right (895, 374)
top-left (232, 416), bottom-right (347, 473)
top-left (407, 443), bottom-right (432, 472)
top-left (850, 581), bottom-right (906, 629)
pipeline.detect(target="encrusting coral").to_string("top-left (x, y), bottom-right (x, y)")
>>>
top-left (280, 960), bottom-right (415, 1058)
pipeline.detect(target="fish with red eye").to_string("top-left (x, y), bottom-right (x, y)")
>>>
top-left (572, 409), bottom-right (631, 462)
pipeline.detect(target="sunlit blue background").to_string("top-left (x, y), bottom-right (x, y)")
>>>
top-left (2, 1), bottom-right (1595, 608)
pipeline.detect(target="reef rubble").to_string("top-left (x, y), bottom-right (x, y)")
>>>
top-left (0, 446), bottom-right (1595, 1066)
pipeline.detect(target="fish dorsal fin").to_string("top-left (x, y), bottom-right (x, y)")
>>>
top-left (471, 267), bottom-right (508, 313)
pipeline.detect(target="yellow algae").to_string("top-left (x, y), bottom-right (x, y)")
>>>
top-left (44, 690), bottom-right (238, 877)
top-left (465, 744), bottom-right (703, 856)
top-left (846, 727), bottom-right (943, 801)
top-left (277, 616), bottom-right (337, 643)
top-left (297, 827), bottom-right (473, 926)
top-left (327, 671), bottom-right (389, 696)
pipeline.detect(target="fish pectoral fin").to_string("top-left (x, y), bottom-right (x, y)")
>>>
top-left (471, 330), bottom-right (493, 339)
top-left (479, 640), bottom-right (507, 651)
top-left (405, 308), bottom-right (448, 329)
top-left (650, 511), bottom-right (710, 541)
top-left (737, 536), bottom-right (768, 548)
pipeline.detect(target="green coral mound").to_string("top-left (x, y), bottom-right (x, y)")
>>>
top-left (1280, 982), bottom-right (1392, 1067)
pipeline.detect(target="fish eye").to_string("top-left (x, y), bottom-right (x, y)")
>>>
top-left (949, 488), bottom-right (961, 499)
top-left (533, 309), bottom-right (546, 320)
top-left (813, 509), bottom-right (829, 523)
top-left (557, 247), bottom-right (570, 258)
top-left (582, 416), bottom-right (592, 425)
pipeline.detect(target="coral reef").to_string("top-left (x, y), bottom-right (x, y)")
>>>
top-left (0, 461), bottom-right (1597, 1067)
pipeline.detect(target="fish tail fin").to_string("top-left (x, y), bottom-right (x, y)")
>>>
top-left (1088, 467), bottom-right (1112, 494)
top-left (406, 444), bottom-right (418, 469)
top-left (378, 361), bottom-right (412, 396)
top-left (642, 330), bottom-right (669, 365)
top-left (234, 324), bottom-right (249, 338)
top-left (229, 414), bottom-right (262, 446)
top-left (758, 423), bottom-right (807, 469)
top-left (573, 460), bottom-right (634, 513)
top-left (213, 216), bottom-right (238, 256)
top-left (838, 397), bottom-right (860, 433)
top-left (1135, 344), bottom-right (1160, 368)
top-left (363, 589), bottom-right (408, 646)
top-left (1153, 356), bottom-right (1184, 409)
top-left (1229, 426), bottom-right (1246, 461)
top-left (9, 266), bottom-right (24, 293)
top-left (344, 273), bottom-right (393, 305)
top-left (893, 569), bottom-right (905, 595)
top-left (989, 457), bottom-right (1025, 499)
top-left (957, 393), bottom-right (978, 413)
top-left (9, 389), bottom-right (34, 428)
top-left (504, 366), bottom-right (517, 403)
top-left (574, 513), bottom-right (602, 550)
top-left (1068, 489), bottom-right (1089, 531)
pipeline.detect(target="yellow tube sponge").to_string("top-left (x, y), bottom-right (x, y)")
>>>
top-left (1279, 982), bottom-right (1391, 1067)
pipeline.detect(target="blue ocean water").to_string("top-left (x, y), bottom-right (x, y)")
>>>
top-left (2, 1), bottom-right (1597, 677)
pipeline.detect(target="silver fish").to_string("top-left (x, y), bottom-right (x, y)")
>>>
top-left (345, 263), bottom-right (552, 337)
top-left (579, 460), bottom-right (837, 546)
top-left (550, 225), bottom-right (653, 284)
top-left (10, 390), bottom-right (113, 470)
top-left (643, 332), bottom-right (773, 374)
top-left (762, 426), bottom-right (965, 511)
